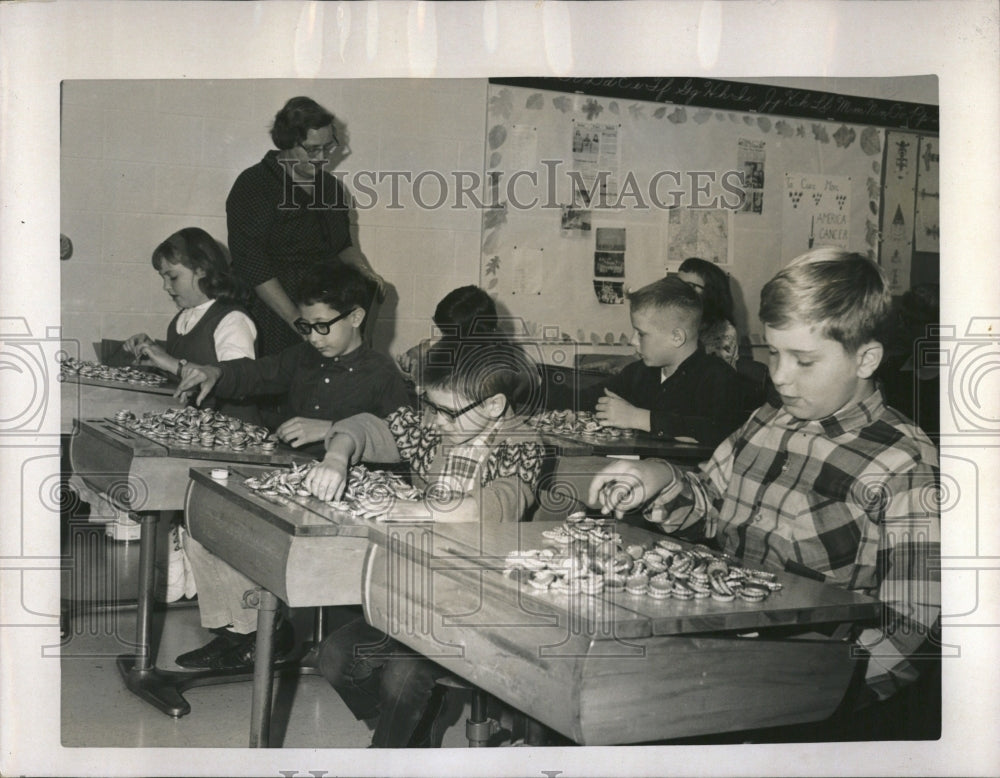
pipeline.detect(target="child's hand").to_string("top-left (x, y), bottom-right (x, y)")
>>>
top-left (586, 458), bottom-right (678, 518)
top-left (276, 417), bottom-right (333, 448)
top-left (173, 363), bottom-right (222, 406)
top-left (135, 342), bottom-right (173, 372)
top-left (595, 389), bottom-right (650, 431)
top-left (124, 333), bottom-right (154, 357)
top-left (304, 456), bottom-right (349, 502)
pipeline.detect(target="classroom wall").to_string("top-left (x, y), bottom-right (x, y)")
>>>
top-left (60, 76), bottom-right (937, 363)
top-left (60, 79), bottom-right (488, 359)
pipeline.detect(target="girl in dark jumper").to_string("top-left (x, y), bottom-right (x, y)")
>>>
top-left (125, 227), bottom-right (258, 384)
top-left (122, 227), bottom-right (259, 603)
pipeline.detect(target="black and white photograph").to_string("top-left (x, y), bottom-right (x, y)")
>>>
top-left (1, 3), bottom-right (998, 778)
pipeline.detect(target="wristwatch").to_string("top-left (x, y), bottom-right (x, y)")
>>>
top-left (176, 358), bottom-right (188, 376)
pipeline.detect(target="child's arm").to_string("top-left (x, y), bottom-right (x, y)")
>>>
top-left (135, 342), bottom-right (185, 376)
top-left (595, 389), bottom-right (650, 431)
top-left (588, 435), bottom-right (735, 539)
top-left (213, 311), bottom-right (257, 361)
top-left (306, 413), bottom-right (403, 501)
top-left (856, 459), bottom-right (941, 700)
top-left (275, 417), bottom-right (333, 449)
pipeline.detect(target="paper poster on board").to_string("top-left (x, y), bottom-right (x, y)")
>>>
top-left (666, 208), bottom-right (731, 265)
top-left (737, 138), bottom-right (766, 214)
top-left (914, 136), bottom-right (940, 253)
top-left (782, 173), bottom-right (852, 263)
top-left (881, 131), bottom-right (920, 293)
top-left (572, 121), bottom-right (621, 204)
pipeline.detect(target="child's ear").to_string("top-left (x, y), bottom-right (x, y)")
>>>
top-left (855, 341), bottom-right (884, 378)
top-left (672, 327), bottom-right (688, 347)
top-left (350, 307), bottom-right (367, 329)
top-left (485, 392), bottom-right (508, 418)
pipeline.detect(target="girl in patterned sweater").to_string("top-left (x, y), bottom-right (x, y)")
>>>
top-left (305, 338), bottom-right (546, 747)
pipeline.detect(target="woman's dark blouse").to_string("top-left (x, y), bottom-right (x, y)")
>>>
top-left (226, 150), bottom-right (353, 355)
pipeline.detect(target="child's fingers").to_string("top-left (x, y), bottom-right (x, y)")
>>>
top-left (603, 389), bottom-right (622, 399)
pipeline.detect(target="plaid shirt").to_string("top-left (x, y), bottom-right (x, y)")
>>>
top-left (331, 407), bottom-right (546, 523)
top-left (646, 389), bottom-right (940, 699)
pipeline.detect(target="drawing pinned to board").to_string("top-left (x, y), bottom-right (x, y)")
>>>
top-left (781, 174), bottom-right (852, 262)
top-left (914, 136), bottom-right (940, 252)
top-left (667, 208), bottom-right (731, 265)
top-left (737, 138), bottom-right (766, 214)
top-left (561, 206), bottom-right (592, 232)
top-left (594, 280), bottom-right (625, 305)
top-left (511, 246), bottom-right (544, 296)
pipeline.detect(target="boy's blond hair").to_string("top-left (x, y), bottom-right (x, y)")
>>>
top-left (759, 248), bottom-right (892, 352)
top-left (627, 275), bottom-right (703, 334)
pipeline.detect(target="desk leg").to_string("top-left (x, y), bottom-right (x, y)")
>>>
top-left (116, 511), bottom-right (193, 718)
top-left (249, 589), bottom-right (279, 748)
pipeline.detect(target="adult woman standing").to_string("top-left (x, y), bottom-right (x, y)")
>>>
top-left (227, 96), bottom-right (384, 356)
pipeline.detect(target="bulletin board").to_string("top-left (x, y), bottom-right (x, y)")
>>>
top-left (479, 79), bottom-right (930, 345)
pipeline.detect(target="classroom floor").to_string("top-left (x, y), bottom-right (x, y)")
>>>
top-left (59, 518), bottom-right (474, 749)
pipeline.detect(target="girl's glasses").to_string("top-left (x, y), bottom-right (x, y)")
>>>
top-left (294, 309), bottom-right (355, 336)
top-left (419, 394), bottom-right (484, 423)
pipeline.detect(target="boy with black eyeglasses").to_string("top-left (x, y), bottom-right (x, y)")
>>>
top-left (171, 262), bottom-right (409, 671)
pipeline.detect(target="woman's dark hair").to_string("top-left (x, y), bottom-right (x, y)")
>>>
top-left (679, 257), bottom-right (735, 327)
top-left (296, 262), bottom-right (372, 318)
top-left (270, 96), bottom-right (336, 150)
top-left (433, 286), bottom-right (499, 339)
top-left (151, 228), bottom-right (250, 307)
top-left (420, 338), bottom-right (542, 417)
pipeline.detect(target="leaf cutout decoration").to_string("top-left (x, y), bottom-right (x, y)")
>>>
top-left (608, 101), bottom-right (619, 115)
top-left (653, 106), bottom-right (668, 119)
top-left (667, 107), bottom-right (687, 124)
top-left (489, 152), bottom-right (501, 168)
top-left (860, 126), bottom-right (881, 156)
top-left (488, 125), bottom-right (508, 150)
top-left (489, 89), bottom-right (513, 119)
top-left (526, 93), bottom-right (544, 109)
top-left (811, 124), bottom-right (830, 143)
top-left (756, 117), bottom-right (772, 133)
top-left (553, 96), bottom-right (573, 113)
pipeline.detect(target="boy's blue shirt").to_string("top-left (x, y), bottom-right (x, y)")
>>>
top-left (646, 388), bottom-right (940, 699)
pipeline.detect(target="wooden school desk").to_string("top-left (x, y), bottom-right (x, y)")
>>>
top-left (61, 372), bottom-right (179, 435)
top-left (184, 464), bottom-right (417, 747)
top-left (68, 417), bottom-right (310, 718)
top-left (536, 429), bottom-right (714, 463)
top-left (362, 519), bottom-right (881, 745)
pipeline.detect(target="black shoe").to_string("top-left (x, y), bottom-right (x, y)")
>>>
top-left (175, 628), bottom-right (244, 669)
top-left (206, 619), bottom-right (295, 671)
top-left (407, 687), bottom-right (448, 748)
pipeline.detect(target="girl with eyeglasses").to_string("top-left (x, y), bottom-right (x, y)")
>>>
top-left (226, 96), bottom-right (385, 357)
top-left (305, 338), bottom-right (546, 747)
top-left (167, 262), bottom-right (410, 673)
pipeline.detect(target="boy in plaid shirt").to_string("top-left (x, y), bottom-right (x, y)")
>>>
top-left (588, 249), bottom-right (940, 708)
top-left (305, 338), bottom-right (546, 747)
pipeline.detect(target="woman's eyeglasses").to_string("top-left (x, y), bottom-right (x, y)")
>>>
top-left (419, 394), bottom-right (484, 423)
top-left (294, 309), bottom-right (355, 336)
top-left (297, 139), bottom-right (340, 158)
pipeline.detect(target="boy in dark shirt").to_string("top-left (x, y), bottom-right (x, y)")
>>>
top-left (593, 275), bottom-right (745, 447)
top-left (171, 263), bottom-right (409, 670)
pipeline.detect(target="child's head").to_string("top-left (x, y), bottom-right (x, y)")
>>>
top-left (759, 248), bottom-right (891, 420)
top-left (678, 257), bottom-right (735, 326)
top-left (433, 286), bottom-right (500, 339)
top-left (151, 228), bottom-right (248, 309)
top-left (293, 263), bottom-right (370, 358)
top-left (626, 276), bottom-right (703, 368)
top-left (418, 339), bottom-right (540, 443)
